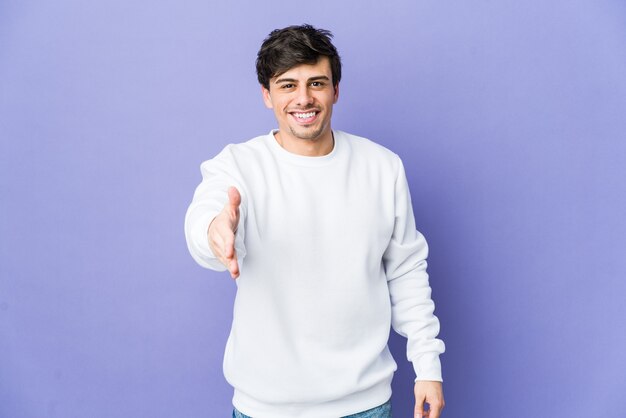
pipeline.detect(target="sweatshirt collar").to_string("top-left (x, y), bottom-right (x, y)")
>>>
top-left (266, 129), bottom-right (342, 166)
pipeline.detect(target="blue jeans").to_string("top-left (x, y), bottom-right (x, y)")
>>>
top-left (232, 398), bottom-right (392, 418)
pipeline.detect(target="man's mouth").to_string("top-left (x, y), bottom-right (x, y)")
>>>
top-left (290, 110), bottom-right (319, 124)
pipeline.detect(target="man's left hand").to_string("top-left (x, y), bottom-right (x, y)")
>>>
top-left (414, 380), bottom-right (444, 418)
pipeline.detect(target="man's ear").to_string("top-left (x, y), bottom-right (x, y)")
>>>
top-left (333, 83), bottom-right (340, 104)
top-left (261, 85), bottom-right (273, 109)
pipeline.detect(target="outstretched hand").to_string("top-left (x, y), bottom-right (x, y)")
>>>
top-left (208, 186), bottom-right (241, 279)
top-left (414, 380), bottom-right (444, 418)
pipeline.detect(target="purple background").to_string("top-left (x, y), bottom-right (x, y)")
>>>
top-left (1, 1), bottom-right (625, 417)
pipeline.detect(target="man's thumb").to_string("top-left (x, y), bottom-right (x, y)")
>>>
top-left (227, 186), bottom-right (241, 211)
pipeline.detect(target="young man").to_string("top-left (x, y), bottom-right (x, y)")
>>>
top-left (185, 25), bottom-right (445, 418)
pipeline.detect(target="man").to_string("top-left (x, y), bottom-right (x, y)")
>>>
top-left (185, 24), bottom-right (445, 418)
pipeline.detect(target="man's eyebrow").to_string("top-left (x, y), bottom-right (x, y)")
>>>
top-left (274, 77), bottom-right (297, 84)
top-left (308, 75), bottom-right (331, 82)
top-left (273, 75), bottom-right (331, 84)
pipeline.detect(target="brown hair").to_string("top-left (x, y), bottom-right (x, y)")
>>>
top-left (256, 24), bottom-right (342, 90)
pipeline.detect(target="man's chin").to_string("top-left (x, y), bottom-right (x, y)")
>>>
top-left (289, 126), bottom-right (325, 141)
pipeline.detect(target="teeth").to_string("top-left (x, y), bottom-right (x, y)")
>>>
top-left (294, 111), bottom-right (316, 119)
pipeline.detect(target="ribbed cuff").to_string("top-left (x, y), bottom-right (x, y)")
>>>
top-left (412, 353), bottom-right (443, 382)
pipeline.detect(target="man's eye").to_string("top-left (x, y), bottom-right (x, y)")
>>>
top-left (311, 81), bottom-right (325, 87)
top-left (281, 84), bottom-right (295, 89)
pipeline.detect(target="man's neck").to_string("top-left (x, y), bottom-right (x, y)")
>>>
top-left (274, 130), bottom-right (334, 157)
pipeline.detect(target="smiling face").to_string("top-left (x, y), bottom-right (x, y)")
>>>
top-left (261, 56), bottom-right (339, 156)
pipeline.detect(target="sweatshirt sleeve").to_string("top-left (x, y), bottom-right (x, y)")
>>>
top-left (383, 157), bottom-right (445, 382)
top-left (184, 146), bottom-right (247, 271)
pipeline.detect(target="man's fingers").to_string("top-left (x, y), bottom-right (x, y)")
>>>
top-left (427, 400), bottom-right (443, 418)
top-left (215, 223), bottom-right (239, 277)
top-left (209, 223), bottom-right (229, 255)
top-left (229, 257), bottom-right (240, 279)
top-left (208, 225), bottom-right (224, 257)
top-left (415, 396), bottom-right (425, 418)
top-left (415, 400), bottom-right (442, 418)
top-left (221, 228), bottom-right (235, 258)
top-left (216, 240), bottom-right (239, 279)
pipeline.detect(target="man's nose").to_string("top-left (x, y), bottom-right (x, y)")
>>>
top-left (295, 85), bottom-right (314, 106)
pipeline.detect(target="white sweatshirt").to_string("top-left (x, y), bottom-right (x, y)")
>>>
top-left (184, 130), bottom-right (445, 418)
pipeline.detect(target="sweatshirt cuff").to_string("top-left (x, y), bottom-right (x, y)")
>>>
top-left (412, 352), bottom-right (443, 382)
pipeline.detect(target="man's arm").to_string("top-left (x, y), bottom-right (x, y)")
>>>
top-left (184, 148), bottom-right (247, 273)
top-left (382, 157), bottom-right (445, 417)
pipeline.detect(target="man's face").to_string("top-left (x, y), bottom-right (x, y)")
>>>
top-left (262, 56), bottom-right (339, 145)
